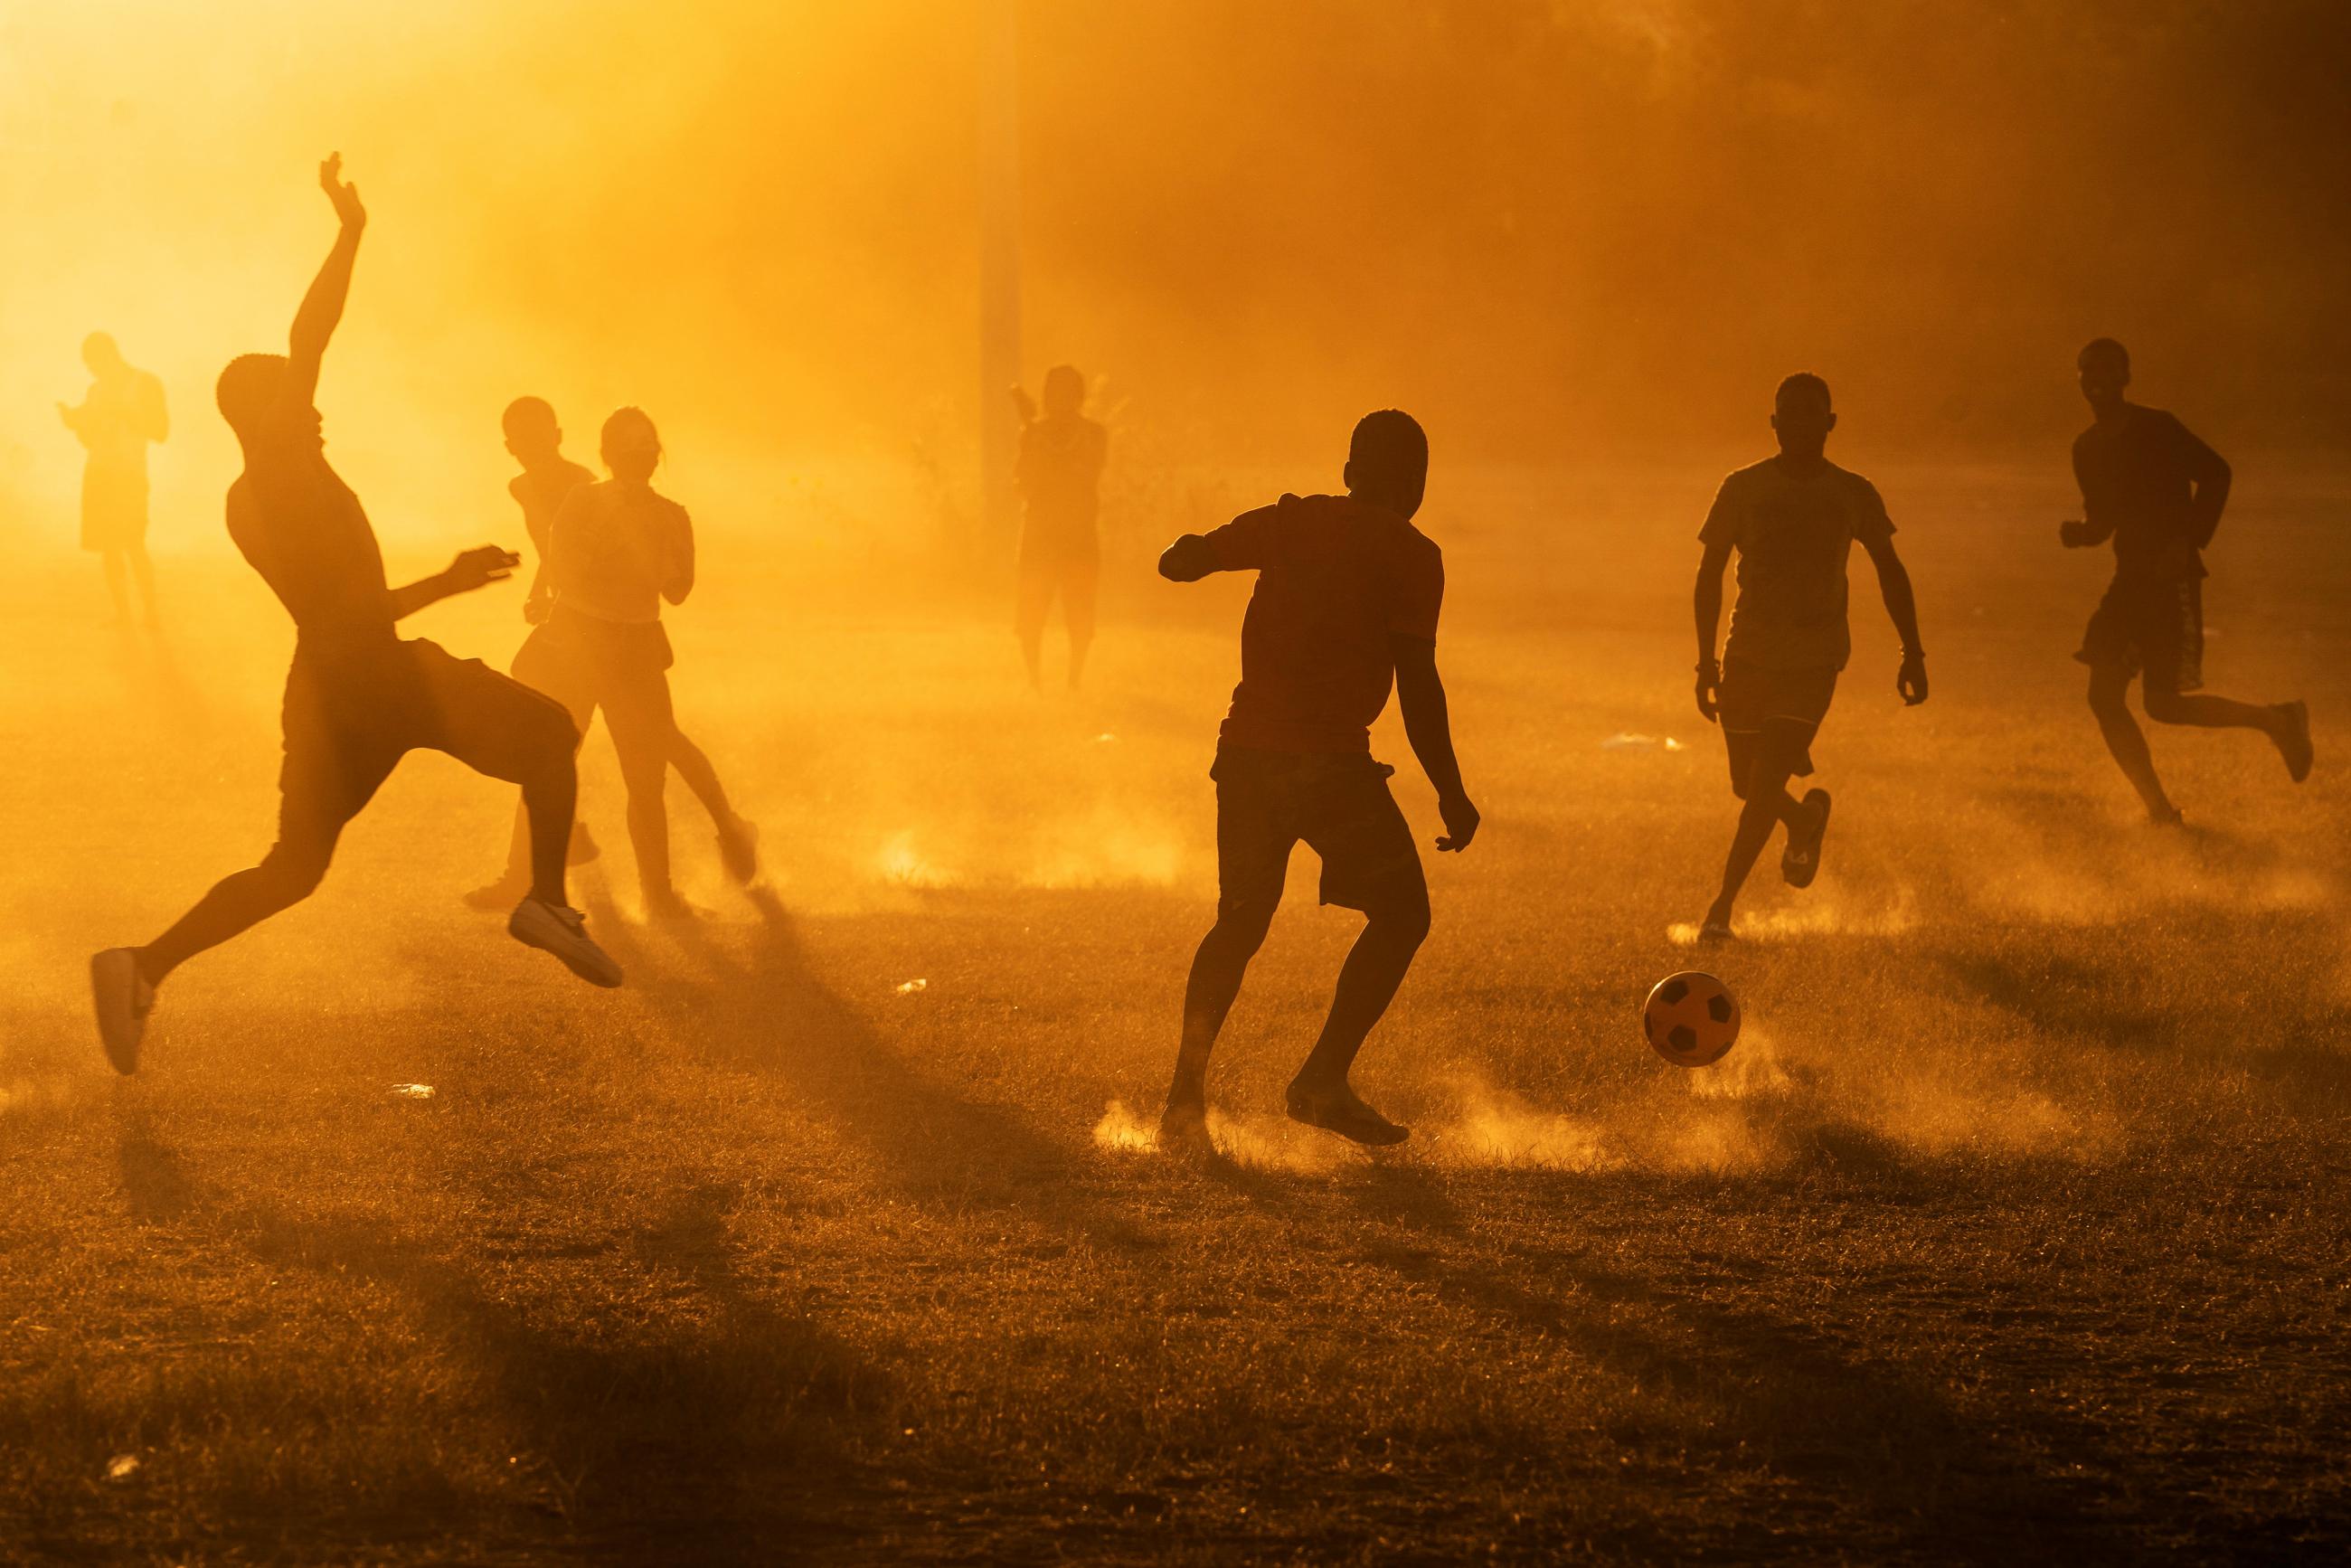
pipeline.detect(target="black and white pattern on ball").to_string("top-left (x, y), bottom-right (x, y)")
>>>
top-left (1641, 970), bottom-right (1741, 1068)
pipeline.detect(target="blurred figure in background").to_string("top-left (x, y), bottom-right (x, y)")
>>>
top-left (1693, 373), bottom-right (1927, 941)
top-left (2063, 338), bottom-right (2311, 822)
top-left (1011, 364), bottom-right (1107, 690)
top-left (90, 156), bottom-right (621, 1076)
top-left (59, 331), bottom-right (167, 626)
top-left (1156, 410), bottom-right (1478, 1151)
top-left (512, 408), bottom-right (758, 921)
top-left (467, 398), bottom-right (760, 912)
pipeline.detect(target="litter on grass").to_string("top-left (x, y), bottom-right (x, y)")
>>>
top-left (895, 978), bottom-right (929, 995)
top-left (106, 1454), bottom-right (140, 1481)
top-left (1601, 732), bottom-right (1685, 752)
top-left (389, 1083), bottom-right (436, 1100)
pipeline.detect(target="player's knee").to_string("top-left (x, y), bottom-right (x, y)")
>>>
top-left (2087, 681), bottom-right (2130, 720)
top-left (257, 841), bottom-right (332, 903)
top-left (1209, 900), bottom-right (1277, 957)
top-left (1374, 889), bottom-right (1432, 949)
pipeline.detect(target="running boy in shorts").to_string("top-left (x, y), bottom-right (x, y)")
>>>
top-left (1692, 373), bottom-right (1927, 941)
top-left (1156, 410), bottom-right (1478, 1149)
top-left (2063, 338), bottom-right (2310, 822)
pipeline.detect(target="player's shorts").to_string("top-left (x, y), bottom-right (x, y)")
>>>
top-left (279, 638), bottom-right (581, 848)
top-left (2076, 572), bottom-right (2204, 694)
top-left (1717, 659), bottom-right (1837, 797)
top-left (1210, 745), bottom-right (1425, 921)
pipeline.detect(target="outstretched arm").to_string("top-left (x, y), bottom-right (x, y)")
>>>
top-left (1157, 534), bottom-right (1222, 581)
top-left (388, 546), bottom-right (518, 620)
top-left (1693, 537), bottom-right (1733, 721)
top-left (1861, 533), bottom-right (1928, 705)
top-left (1393, 635), bottom-right (1478, 852)
top-left (284, 154), bottom-right (367, 416)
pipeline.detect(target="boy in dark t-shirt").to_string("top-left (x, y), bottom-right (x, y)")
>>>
top-left (1156, 411), bottom-right (1478, 1150)
top-left (1693, 373), bottom-right (1927, 941)
top-left (2062, 338), bottom-right (2310, 822)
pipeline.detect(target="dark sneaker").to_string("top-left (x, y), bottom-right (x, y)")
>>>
top-left (1781, 789), bottom-right (1831, 889)
top-left (2277, 701), bottom-right (2313, 784)
top-left (508, 898), bottom-right (624, 987)
top-left (1285, 1080), bottom-right (1409, 1148)
top-left (715, 816), bottom-right (761, 885)
top-left (1157, 1097), bottom-right (1213, 1156)
top-left (90, 949), bottom-right (154, 1075)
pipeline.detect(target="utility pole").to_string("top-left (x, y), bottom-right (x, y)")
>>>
top-left (978, 0), bottom-right (1022, 552)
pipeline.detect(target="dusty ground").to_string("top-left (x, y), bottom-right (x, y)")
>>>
top-left (2, 458), bottom-right (2347, 1563)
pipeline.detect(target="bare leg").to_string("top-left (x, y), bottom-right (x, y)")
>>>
top-left (2089, 666), bottom-right (2176, 821)
top-left (2143, 686), bottom-right (2283, 734)
top-left (128, 544), bottom-right (157, 625)
top-left (1166, 903), bottom-right (1276, 1116)
top-left (1294, 894), bottom-right (1430, 1089)
top-left (101, 549), bottom-right (131, 623)
top-left (1064, 560), bottom-right (1098, 692)
top-left (1705, 768), bottom-right (1805, 926)
top-left (669, 727), bottom-right (736, 827)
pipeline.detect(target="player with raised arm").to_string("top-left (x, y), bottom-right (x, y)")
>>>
top-left (1692, 373), bottom-right (1926, 942)
top-left (89, 156), bottom-right (619, 1074)
top-left (2062, 338), bottom-right (2310, 823)
top-left (1156, 411), bottom-right (1478, 1151)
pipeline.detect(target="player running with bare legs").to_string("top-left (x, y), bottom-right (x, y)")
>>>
top-left (90, 156), bottom-right (619, 1073)
top-left (464, 397), bottom-right (759, 910)
top-left (2063, 338), bottom-right (2310, 823)
top-left (1693, 373), bottom-right (1926, 942)
top-left (1157, 411), bottom-right (1478, 1150)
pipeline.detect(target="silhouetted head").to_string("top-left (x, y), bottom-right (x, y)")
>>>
top-left (216, 353), bottom-right (319, 450)
top-left (1042, 364), bottom-right (1086, 418)
top-left (503, 396), bottom-right (562, 465)
top-left (2078, 338), bottom-right (2130, 416)
top-left (601, 406), bottom-right (661, 485)
top-left (1343, 410), bottom-right (1428, 520)
top-left (1770, 373), bottom-right (1836, 462)
top-left (81, 332), bottom-right (123, 376)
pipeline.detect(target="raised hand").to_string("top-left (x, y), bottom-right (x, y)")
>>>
top-left (444, 545), bottom-right (520, 596)
top-left (318, 152), bottom-right (366, 231)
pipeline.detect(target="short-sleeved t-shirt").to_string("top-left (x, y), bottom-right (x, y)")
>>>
top-left (1204, 492), bottom-right (1443, 753)
top-left (2072, 405), bottom-right (2227, 582)
top-left (1700, 457), bottom-right (1894, 673)
top-left (550, 480), bottom-right (694, 625)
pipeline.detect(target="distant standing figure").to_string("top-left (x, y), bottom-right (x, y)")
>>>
top-left (1156, 411), bottom-right (1478, 1151)
top-left (1012, 365), bottom-right (1107, 690)
top-left (465, 398), bottom-right (760, 912)
top-left (1692, 373), bottom-right (1927, 942)
top-left (2063, 338), bottom-right (2310, 822)
top-left (59, 331), bottom-right (167, 625)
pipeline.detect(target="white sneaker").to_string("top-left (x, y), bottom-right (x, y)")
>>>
top-left (508, 897), bottom-right (623, 987)
top-left (91, 949), bottom-right (155, 1074)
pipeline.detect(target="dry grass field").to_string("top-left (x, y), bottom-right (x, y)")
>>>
top-left (2, 457), bottom-right (2347, 1562)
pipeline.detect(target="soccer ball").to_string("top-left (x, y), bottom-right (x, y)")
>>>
top-left (1643, 970), bottom-right (1740, 1067)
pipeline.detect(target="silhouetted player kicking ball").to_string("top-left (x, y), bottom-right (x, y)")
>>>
top-left (90, 156), bottom-right (620, 1073)
top-left (1157, 411), bottom-right (1477, 1150)
top-left (2063, 338), bottom-right (2310, 822)
top-left (1693, 373), bottom-right (1926, 942)
top-left (1011, 365), bottom-right (1108, 691)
